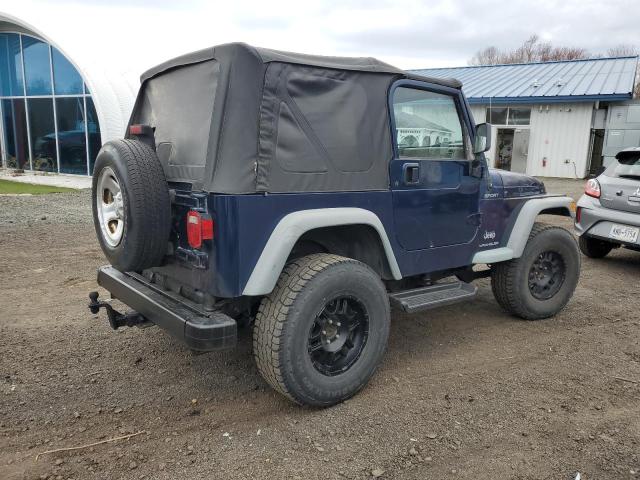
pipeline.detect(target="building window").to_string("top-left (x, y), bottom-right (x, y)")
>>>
top-left (0, 34), bottom-right (23, 96)
top-left (393, 87), bottom-right (468, 160)
top-left (52, 47), bottom-right (83, 95)
top-left (56, 97), bottom-right (87, 174)
top-left (2, 98), bottom-right (28, 168)
top-left (0, 32), bottom-right (100, 175)
top-left (486, 106), bottom-right (531, 126)
top-left (508, 108), bottom-right (531, 125)
top-left (22, 36), bottom-right (52, 96)
top-left (27, 98), bottom-right (57, 172)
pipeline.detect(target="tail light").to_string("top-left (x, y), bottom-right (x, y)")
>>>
top-left (186, 210), bottom-right (214, 249)
top-left (585, 178), bottom-right (601, 198)
top-left (575, 206), bottom-right (582, 223)
top-left (128, 124), bottom-right (153, 136)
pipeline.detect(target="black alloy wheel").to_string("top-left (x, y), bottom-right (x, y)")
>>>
top-left (527, 251), bottom-right (566, 300)
top-left (307, 296), bottom-right (370, 376)
top-left (253, 254), bottom-right (391, 406)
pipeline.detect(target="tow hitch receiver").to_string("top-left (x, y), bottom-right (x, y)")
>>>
top-left (88, 291), bottom-right (151, 330)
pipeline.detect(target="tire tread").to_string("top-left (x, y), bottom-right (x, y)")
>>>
top-left (491, 222), bottom-right (577, 320)
top-left (92, 139), bottom-right (171, 272)
top-left (253, 254), bottom-right (372, 404)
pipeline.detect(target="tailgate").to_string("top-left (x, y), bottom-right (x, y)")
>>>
top-left (599, 175), bottom-right (640, 214)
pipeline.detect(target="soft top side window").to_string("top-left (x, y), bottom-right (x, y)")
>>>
top-left (392, 87), bottom-right (470, 161)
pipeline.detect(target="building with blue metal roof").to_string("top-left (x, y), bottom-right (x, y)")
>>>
top-left (413, 57), bottom-right (639, 178)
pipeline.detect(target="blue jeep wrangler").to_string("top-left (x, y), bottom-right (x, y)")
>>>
top-left (89, 43), bottom-right (580, 406)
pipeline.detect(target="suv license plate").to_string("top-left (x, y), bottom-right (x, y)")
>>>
top-left (608, 224), bottom-right (639, 243)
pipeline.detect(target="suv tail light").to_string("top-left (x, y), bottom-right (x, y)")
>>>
top-left (128, 124), bottom-right (154, 136)
top-left (186, 210), bottom-right (214, 249)
top-left (585, 178), bottom-right (601, 198)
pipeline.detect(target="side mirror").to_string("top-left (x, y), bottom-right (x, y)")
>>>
top-left (473, 123), bottom-right (492, 154)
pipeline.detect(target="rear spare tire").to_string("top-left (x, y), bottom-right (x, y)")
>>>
top-left (92, 139), bottom-right (171, 272)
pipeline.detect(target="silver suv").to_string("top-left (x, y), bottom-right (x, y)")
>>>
top-left (576, 147), bottom-right (640, 258)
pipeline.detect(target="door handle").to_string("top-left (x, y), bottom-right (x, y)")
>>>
top-left (403, 163), bottom-right (420, 185)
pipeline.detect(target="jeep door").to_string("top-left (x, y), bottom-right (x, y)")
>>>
top-left (389, 82), bottom-right (481, 252)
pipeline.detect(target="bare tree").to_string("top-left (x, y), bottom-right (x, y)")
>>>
top-left (607, 44), bottom-right (638, 57)
top-left (469, 46), bottom-right (502, 66)
top-left (469, 35), bottom-right (590, 65)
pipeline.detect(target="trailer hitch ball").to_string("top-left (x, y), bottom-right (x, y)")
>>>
top-left (88, 291), bottom-right (149, 330)
top-left (88, 291), bottom-right (101, 314)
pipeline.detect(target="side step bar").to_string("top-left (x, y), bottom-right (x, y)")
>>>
top-left (389, 281), bottom-right (477, 313)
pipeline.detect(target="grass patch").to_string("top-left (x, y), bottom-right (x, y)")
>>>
top-left (0, 179), bottom-right (76, 195)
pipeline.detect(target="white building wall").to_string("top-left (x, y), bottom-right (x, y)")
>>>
top-left (467, 103), bottom-right (594, 178)
top-left (469, 105), bottom-right (501, 167)
top-left (526, 103), bottom-right (594, 178)
top-left (469, 105), bottom-right (485, 125)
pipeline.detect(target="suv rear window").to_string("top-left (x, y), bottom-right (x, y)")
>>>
top-left (604, 154), bottom-right (640, 179)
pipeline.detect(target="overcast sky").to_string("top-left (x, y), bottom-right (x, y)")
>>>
top-left (1, 0), bottom-right (639, 71)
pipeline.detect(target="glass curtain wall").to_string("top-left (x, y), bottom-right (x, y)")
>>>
top-left (0, 32), bottom-right (101, 175)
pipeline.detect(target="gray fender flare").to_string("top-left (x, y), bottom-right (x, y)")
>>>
top-left (472, 195), bottom-right (575, 264)
top-left (242, 208), bottom-right (402, 296)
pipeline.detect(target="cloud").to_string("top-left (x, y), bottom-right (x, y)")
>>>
top-left (49, 0), bottom-right (205, 9)
top-left (330, 0), bottom-right (640, 67)
top-left (1, 0), bottom-right (638, 71)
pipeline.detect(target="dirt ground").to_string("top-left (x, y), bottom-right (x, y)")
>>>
top-left (1, 178), bottom-right (639, 480)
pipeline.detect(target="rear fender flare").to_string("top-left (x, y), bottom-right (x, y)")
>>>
top-left (242, 208), bottom-right (402, 296)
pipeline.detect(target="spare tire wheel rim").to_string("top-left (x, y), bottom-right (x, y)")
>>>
top-left (97, 166), bottom-right (125, 247)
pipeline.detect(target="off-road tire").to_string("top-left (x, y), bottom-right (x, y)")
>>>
top-left (92, 139), bottom-right (171, 272)
top-left (491, 223), bottom-right (580, 320)
top-left (578, 235), bottom-right (613, 258)
top-left (253, 254), bottom-right (390, 407)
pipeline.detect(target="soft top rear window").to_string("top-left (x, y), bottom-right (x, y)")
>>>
top-left (605, 153), bottom-right (640, 179)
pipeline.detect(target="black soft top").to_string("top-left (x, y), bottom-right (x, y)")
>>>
top-left (141, 43), bottom-right (462, 88)
top-left (131, 43), bottom-right (462, 193)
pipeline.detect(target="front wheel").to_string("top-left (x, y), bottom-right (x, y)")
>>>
top-left (253, 254), bottom-right (390, 407)
top-left (491, 223), bottom-right (580, 320)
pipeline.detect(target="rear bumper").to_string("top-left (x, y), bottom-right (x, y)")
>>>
top-left (97, 266), bottom-right (236, 351)
top-left (575, 194), bottom-right (640, 246)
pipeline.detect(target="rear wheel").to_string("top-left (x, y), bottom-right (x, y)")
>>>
top-left (578, 235), bottom-right (614, 258)
top-left (491, 223), bottom-right (580, 320)
top-left (253, 254), bottom-right (390, 407)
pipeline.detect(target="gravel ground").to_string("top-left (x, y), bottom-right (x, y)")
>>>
top-left (1, 178), bottom-right (639, 480)
top-left (0, 190), bottom-right (91, 227)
